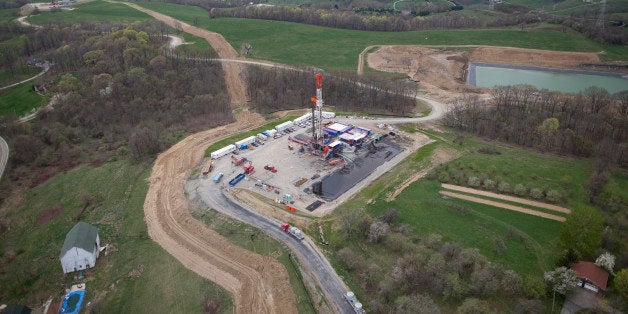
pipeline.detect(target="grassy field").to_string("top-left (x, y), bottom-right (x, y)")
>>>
top-left (136, 1), bottom-right (627, 70)
top-left (0, 8), bottom-right (19, 24)
top-left (0, 83), bottom-right (45, 117)
top-left (192, 209), bottom-right (317, 313)
top-left (27, 1), bottom-right (151, 24)
top-left (0, 161), bottom-right (233, 312)
top-left (0, 66), bottom-right (40, 87)
top-left (324, 129), bottom-right (597, 279)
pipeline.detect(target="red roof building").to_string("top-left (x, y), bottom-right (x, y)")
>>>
top-left (571, 261), bottom-right (609, 293)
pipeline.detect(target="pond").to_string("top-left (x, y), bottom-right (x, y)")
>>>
top-left (468, 62), bottom-right (628, 94)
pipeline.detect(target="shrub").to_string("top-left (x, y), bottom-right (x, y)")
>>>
top-left (438, 171), bottom-right (450, 183)
top-left (498, 181), bottom-right (511, 193)
top-left (368, 221), bottom-right (390, 243)
top-left (529, 188), bottom-right (543, 199)
top-left (337, 247), bottom-right (364, 271)
top-left (514, 184), bottom-right (527, 196)
top-left (468, 176), bottom-right (481, 188)
top-left (546, 190), bottom-right (562, 203)
top-left (483, 178), bottom-right (496, 190)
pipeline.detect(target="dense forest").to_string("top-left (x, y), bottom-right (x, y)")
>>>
top-left (444, 86), bottom-right (628, 268)
top-left (1, 21), bottom-right (232, 189)
top-left (246, 66), bottom-right (417, 115)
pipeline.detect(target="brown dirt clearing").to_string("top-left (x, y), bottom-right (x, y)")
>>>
top-left (366, 45), bottom-right (607, 102)
top-left (441, 183), bottom-right (571, 214)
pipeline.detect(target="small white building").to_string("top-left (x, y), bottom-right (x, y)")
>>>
top-left (59, 222), bottom-right (100, 274)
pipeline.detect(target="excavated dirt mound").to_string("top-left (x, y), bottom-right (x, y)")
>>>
top-left (470, 46), bottom-right (600, 69)
top-left (366, 45), bottom-right (605, 101)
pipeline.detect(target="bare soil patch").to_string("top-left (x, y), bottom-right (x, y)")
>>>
top-left (441, 183), bottom-right (571, 214)
top-left (440, 190), bottom-right (566, 222)
top-left (365, 45), bottom-right (607, 102)
top-left (36, 204), bottom-right (64, 226)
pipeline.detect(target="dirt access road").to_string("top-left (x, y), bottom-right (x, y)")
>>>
top-left (121, 3), bottom-right (298, 313)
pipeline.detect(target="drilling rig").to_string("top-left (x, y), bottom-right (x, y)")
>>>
top-left (310, 74), bottom-right (324, 142)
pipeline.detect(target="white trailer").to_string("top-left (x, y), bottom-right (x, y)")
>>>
top-left (235, 136), bottom-right (257, 148)
top-left (264, 129), bottom-right (277, 137)
top-left (275, 121), bottom-right (294, 132)
top-left (257, 133), bottom-right (268, 141)
top-left (322, 111), bottom-right (335, 119)
top-left (210, 144), bottom-right (236, 159)
top-left (293, 113), bottom-right (312, 125)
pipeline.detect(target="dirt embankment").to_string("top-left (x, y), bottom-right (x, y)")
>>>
top-left (123, 3), bottom-right (297, 313)
top-left (365, 45), bottom-right (610, 101)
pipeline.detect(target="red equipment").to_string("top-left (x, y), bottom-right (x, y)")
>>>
top-left (231, 155), bottom-right (254, 174)
top-left (264, 165), bottom-right (277, 173)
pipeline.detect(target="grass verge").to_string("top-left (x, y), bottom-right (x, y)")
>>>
top-left (204, 116), bottom-right (296, 157)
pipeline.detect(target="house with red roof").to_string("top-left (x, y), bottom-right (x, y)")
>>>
top-left (570, 261), bottom-right (609, 293)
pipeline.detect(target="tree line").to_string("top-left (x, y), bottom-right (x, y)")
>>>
top-left (245, 66), bottom-right (417, 115)
top-left (1, 22), bottom-right (232, 188)
top-left (444, 86), bottom-right (628, 269)
top-left (209, 6), bottom-right (482, 32)
top-left (444, 86), bottom-right (628, 166)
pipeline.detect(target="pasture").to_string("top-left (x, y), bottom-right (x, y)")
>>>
top-left (136, 1), bottom-right (628, 71)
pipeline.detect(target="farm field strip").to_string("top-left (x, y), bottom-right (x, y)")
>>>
top-left (439, 190), bottom-right (566, 222)
top-left (441, 183), bottom-right (571, 214)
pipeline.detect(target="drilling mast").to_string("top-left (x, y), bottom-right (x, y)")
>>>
top-left (311, 74), bottom-right (324, 142)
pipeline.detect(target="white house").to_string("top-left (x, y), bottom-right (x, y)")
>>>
top-left (59, 222), bottom-right (100, 274)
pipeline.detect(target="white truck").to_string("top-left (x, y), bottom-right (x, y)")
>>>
top-left (344, 291), bottom-right (365, 314)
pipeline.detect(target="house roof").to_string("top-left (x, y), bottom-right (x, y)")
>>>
top-left (571, 261), bottom-right (609, 290)
top-left (59, 222), bottom-right (98, 258)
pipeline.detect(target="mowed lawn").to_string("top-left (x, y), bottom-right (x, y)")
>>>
top-left (0, 83), bottom-right (45, 117)
top-left (1, 161), bottom-right (232, 312)
top-left (136, 2), bottom-right (628, 70)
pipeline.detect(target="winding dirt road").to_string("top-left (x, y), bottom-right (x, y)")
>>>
top-left (121, 3), bottom-right (298, 313)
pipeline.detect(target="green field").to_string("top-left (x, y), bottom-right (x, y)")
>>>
top-left (0, 8), bottom-right (19, 24)
top-left (324, 131), bottom-right (595, 279)
top-left (0, 66), bottom-right (40, 87)
top-left (0, 161), bottom-right (233, 312)
top-left (0, 83), bottom-right (45, 117)
top-left (136, 1), bottom-right (627, 70)
top-left (27, 1), bottom-right (151, 24)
